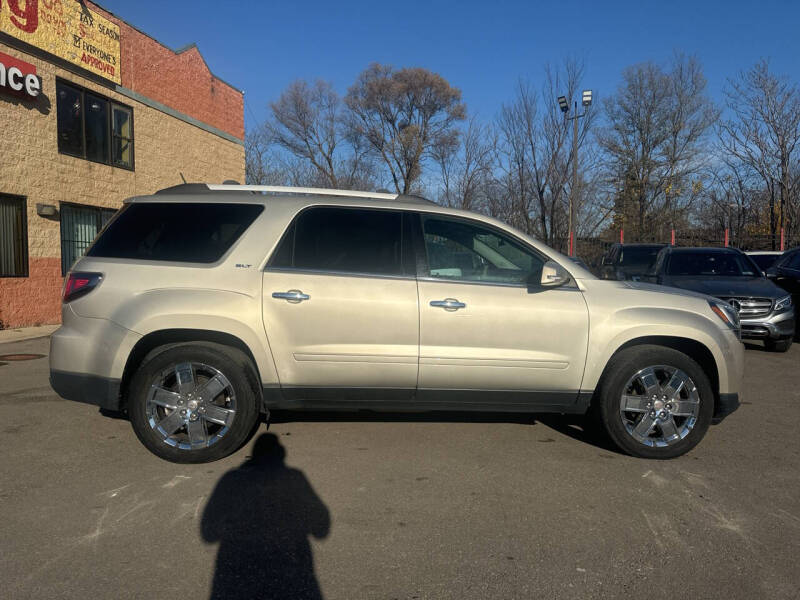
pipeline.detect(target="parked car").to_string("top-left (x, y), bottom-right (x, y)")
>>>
top-left (745, 250), bottom-right (783, 273)
top-left (766, 246), bottom-right (800, 338)
top-left (600, 243), bottom-right (667, 281)
top-left (646, 246), bottom-right (794, 351)
top-left (50, 184), bottom-right (743, 463)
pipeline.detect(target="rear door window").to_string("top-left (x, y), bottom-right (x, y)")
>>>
top-left (270, 207), bottom-right (404, 276)
top-left (87, 202), bottom-right (263, 263)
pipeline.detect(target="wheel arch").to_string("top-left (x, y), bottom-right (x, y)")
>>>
top-left (593, 335), bottom-right (720, 412)
top-left (120, 329), bottom-right (264, 411)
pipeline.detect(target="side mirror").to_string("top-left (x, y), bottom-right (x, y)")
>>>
top-left (539, 260), bottom-right (571, 288)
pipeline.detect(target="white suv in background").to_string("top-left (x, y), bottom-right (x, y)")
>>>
top-left (50, 184), bottom-right (743, 463)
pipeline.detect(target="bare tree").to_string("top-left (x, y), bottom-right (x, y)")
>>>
top-left (268, 80), bottom-right (376, 189)
top-left (697, 158), bottom-right (757, 244)
top-left (600, 54), bottom-right (718, 240)
top-left (245, 126), bottom-right (285, 185)
top-left (431, 116), bottom-right (494, 211)
top-left (491, 60), bottom-right (597, 249)
top-left (718, 60), bottom-right (800, 246)
top-left (345, 63), bottom-right (466, 194)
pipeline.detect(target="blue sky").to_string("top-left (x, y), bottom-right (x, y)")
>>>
top-left (98, 0), bottom-right (799, 131)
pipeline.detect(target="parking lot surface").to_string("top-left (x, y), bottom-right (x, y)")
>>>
top-left (2, 335), bottom-right (799, 599)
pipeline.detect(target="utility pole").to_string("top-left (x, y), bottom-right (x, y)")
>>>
top-left (571, 104), bottom-right (578, 256)
top-left (558, 90), bottom-right (592, 256)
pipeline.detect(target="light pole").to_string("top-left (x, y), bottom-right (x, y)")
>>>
top-left (558, 90), bottom-right (592, 256)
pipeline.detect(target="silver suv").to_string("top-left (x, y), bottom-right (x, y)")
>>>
top-left (50, 184), bottom-right (744, 463)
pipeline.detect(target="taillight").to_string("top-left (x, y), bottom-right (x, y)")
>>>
top-left (62, 272), bottom-right (103, 303)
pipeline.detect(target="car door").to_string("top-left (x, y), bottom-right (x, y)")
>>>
top-left (414, 213), bottom-right (589, 408)
top-left (262, 206), bottom-right (419, 401)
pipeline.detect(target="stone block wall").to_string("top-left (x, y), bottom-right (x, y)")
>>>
top-left (0, 42), bottom-right (245, 328)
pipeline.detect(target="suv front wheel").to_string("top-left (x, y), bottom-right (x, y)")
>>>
top-left (128, 343), bottom-right (261, 463)
top-left (595, 345), bottom-right (714, 459)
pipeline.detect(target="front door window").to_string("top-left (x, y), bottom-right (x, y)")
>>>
top-left (421, 216), bottom-right (544, 285)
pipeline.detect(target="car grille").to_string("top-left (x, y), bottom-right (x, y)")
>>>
top-left (717, 297), bottom-right (773, 318)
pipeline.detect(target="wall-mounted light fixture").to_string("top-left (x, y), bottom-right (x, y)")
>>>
top-left (36, 203), bottom-right (58, 217)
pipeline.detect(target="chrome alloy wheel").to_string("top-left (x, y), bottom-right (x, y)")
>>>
top-left (146, 362), bottom-right (236, 450)
top-left (619, 365), bottom-right (700, 447)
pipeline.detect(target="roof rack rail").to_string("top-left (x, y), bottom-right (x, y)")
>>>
top-left (205, 184), bottom-right (400, 200)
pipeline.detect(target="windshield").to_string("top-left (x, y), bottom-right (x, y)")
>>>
top-left (666, 252), bottom-right (760, 277)
top-left (618, 246), bottom-right (662, 268)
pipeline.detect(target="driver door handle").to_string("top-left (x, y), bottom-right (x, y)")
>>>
top-left (272, 290), bottom-right (309, 303)
top-left (430, 298), bottom-right (466, 310)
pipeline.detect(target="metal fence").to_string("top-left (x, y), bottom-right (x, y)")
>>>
top-left (560, 229), bottom-right (800, 275)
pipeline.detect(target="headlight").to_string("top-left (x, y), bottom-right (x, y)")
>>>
top-left (709, 299), bottom-right (741, 335)
top-left (774, 295), bottom-right (792, 312)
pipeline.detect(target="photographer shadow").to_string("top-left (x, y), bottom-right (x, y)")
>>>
top-left (202, 433), bottom-right (330, 600)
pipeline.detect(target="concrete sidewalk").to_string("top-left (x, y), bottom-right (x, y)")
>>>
top-left (0, 324), bottom-right (59, 344)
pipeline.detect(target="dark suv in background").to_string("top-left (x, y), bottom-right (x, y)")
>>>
top-left (600, 243), bottom-right (666, 281)
top-left (646, 246), bottom-right (795, 351)
top-left (746, 250), bottom-right (783, 273)
top-left (767, 247), bottom-right (800, 336)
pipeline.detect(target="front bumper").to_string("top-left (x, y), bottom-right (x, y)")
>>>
top-left (740, 308), bottom-right (795, 340)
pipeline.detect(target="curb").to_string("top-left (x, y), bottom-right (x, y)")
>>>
top-left (0, 325), bottom-right (60, 345)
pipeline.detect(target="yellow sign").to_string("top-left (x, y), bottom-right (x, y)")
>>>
top-left (0, 0), bottom-right (121, 84)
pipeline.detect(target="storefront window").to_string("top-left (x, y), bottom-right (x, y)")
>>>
top-left (112, 106), bottom-right (133, 168)
top-left (0, 195), bottom-right (28, 278)
top-left (85, 94), bottom-right (109, 163)
top-left (56, 80), bottom-right (134, 170)
top-left (60, 203), bottom-right (117, 275)
top-left (56, 83), bottom-right (83, 157)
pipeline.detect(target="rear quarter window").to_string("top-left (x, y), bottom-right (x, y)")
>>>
top-left (87, 202), bottom-right (264, 263)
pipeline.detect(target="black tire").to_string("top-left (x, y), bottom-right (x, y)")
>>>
top-left (595, 345), bottom-right (714, 459)
top-left (128, 343), bottom-right (261, 463)
top-left (764, 337), bottom-right (792, 352)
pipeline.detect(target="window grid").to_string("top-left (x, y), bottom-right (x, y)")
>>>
top-left (56, 79), bottom-right (134, 170)
top-left (0, 195), bottom-right (28, 278)
top-left (60, 203), bottom-right (117, 275)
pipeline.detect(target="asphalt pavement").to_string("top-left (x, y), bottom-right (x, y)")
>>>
top-left (1, 334), bottom-right (799, 599)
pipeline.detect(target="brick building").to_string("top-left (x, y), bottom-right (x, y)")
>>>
top-left (0, 0), bottom-right (245, 328)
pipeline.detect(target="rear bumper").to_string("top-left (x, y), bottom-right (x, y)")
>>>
top-left (50, 370), bottom-right (122, 411)
top-left (712, 392), bottom-right (739, 424)
top-left (49, 307), bottom-right (141, 411)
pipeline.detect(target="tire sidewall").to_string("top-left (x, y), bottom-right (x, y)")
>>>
top-left (598, 345), bottom-right (714, 459)
top-left (128, 344), bottom-right (260, 463)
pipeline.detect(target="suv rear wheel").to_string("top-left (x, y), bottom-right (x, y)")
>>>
top-left (128, 343), bottom-right (260, 463)
top-left (595, 345), bottom-right (714, 459)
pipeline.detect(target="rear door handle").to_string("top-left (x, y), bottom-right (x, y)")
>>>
top-left (430, 298), bottom-right (466, 311)
top-left (272, 290), bottom-right (309, 303)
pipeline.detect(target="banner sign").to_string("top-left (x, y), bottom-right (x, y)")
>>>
top-left (0, 0), bottom-right (121, 84)
top-left (0, 49), bottom-right (41, 97)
